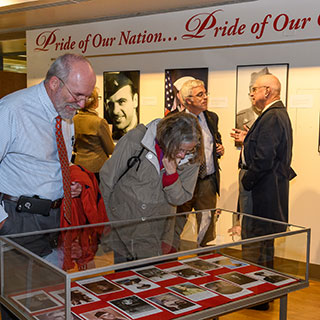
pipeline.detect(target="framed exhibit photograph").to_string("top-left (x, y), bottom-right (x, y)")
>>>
top-left (235, 63), bottom-right (289, 131)
top-left (103, 71), bottom-right (140, 140)
top-left (164, 67), bottom-right (208, 115)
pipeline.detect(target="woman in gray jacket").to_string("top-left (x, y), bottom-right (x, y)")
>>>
top-left (99, 112), bottom-right (204, 261)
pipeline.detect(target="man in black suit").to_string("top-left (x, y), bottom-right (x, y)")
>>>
top-left (240, 74), bottom-right (295, 273)
top-left (173, 79), bottom-right (224, 248)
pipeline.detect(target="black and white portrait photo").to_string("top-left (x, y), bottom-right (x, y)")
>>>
top-left (164, 67), bottom-right (208, 115)
top-left (104, 71), bottom-right (140, 140)
top-left (236, 64), bottom-right (289, 132)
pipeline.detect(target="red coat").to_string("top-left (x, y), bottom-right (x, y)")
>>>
top-left (60, 165), bottom-right (108, 271)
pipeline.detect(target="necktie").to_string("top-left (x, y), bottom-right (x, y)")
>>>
top-left (199, 160), bottom-right (207, 179)
top-left (55, 116), bottom-right (72, 224)
top-left (197, 115), bottom-right (207, 179)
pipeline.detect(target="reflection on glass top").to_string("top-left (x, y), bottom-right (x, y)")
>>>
top-left (0, 209), bottom-right (306, 274)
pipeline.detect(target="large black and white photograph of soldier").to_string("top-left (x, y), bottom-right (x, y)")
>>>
top-left (236, 64), bottom-right (289, 132)
top-left (164, 67), bottom-right (208, 115)
top-left (104, 71), bottom-right (140, 140)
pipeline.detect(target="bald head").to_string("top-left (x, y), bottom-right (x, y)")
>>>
top-left (250, 74), bottom-right (281, 111)
top-left (256, 74), bottom-right (281, 96)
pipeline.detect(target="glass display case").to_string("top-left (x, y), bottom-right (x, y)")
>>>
top-left (0, 208), bottom-right (310, 320)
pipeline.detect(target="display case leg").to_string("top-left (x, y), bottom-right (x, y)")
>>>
top-left (279, 295), bottom-right (288, 320)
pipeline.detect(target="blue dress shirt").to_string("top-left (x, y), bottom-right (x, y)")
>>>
top-left (0, 82), bottom-right (74, 200)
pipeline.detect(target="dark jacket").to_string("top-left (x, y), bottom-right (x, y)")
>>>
top-left (203, 110), bottom-right (222, 195)
top-left (242, 100), bottom-right (295, 225)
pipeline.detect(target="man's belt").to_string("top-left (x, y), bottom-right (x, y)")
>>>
top-left (1, 193), bottom-right (62, 209)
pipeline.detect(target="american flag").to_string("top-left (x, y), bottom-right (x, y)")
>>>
top-left (165, 70), bottom-right (175, 114)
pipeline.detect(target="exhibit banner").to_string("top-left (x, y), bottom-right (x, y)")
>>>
top-left (27, 0), bottom-right (320, 57)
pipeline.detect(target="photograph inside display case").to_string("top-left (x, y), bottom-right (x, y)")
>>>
top-left (1, 208), bottom-right (308, 320)
top-left (8, 253), bottom-right (300, 320)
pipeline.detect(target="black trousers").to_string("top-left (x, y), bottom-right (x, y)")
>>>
top-left (241, 215), bottom-right (275, 269)
top-left (175, 174), bottom-right (218, 247)
top-left (0, 197), bottom-right (60, 320)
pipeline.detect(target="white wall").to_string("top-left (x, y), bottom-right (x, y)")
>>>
top-left (26, 0), bottom-right (320, 265)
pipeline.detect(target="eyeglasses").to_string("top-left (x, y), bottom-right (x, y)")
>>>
top-left (250, 86), bottom-right (267, 94)
top-left (177, 146), bottom-right (197, 156)
top-left (57, 77), bottom-right (90, 103)
top-left (189, 91), bottom-right (209, 99)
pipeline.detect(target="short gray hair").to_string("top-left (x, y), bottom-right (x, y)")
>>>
top-left (179, 79), bottom-right (205, 104)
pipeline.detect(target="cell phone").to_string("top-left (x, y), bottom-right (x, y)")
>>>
top-left (16, 196), bottom-right (52, 216)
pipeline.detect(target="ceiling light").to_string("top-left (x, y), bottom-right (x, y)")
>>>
top-left (0, 0), bottom-right (38, 8)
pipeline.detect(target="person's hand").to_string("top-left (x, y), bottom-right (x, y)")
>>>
top-left (230, 126), bottom-right (248, 144)
top-left (216, 143), bottom-right (224, 156)
top-left (71, 182), bottom-right (82, 198)
top-left (228, 225), bottom-right (241, 237)
top-left (162, 156), bottom-right (179, 175)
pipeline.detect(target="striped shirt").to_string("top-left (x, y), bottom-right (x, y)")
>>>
top-left (0, 81), bottom-right (74, 200)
